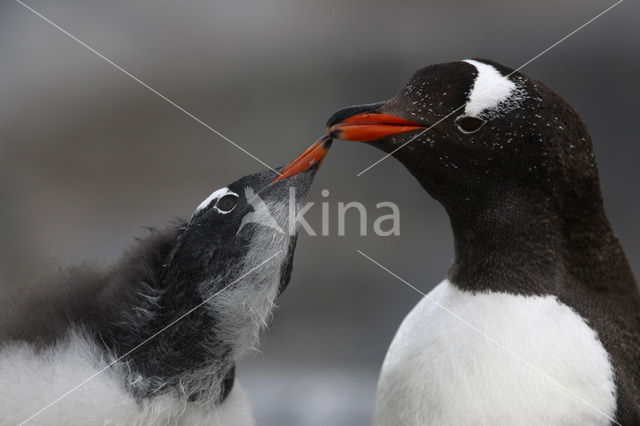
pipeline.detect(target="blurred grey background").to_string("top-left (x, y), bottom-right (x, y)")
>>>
top-left (1, 0), bottom-right (638, 424)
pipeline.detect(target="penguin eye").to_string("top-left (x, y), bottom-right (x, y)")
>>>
top-left (215, 194), bottom-right (238, 213)
top-left (455, 116), bottom-right (486, 133)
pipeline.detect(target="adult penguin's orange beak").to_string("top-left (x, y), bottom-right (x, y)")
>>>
top-left (326, 102), bottom-right (426, 142)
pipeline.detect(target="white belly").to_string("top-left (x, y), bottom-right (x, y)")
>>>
top-left (373, 280), bottom-right (616, 426)
top-left (0, 331), bottom-right (254, 426)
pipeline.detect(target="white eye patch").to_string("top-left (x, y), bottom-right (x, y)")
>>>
top-left (193, 187), bottom-right (239, 216)
top-left (463, 59), bottom-right (518, 118)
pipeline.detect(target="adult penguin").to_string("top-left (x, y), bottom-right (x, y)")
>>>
top-left (327, 59), bottom-right (639, 426)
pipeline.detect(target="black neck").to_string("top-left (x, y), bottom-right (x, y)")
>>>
top-left (446, 183), bottom-right (636, 295)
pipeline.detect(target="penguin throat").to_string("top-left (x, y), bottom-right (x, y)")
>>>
top-left (446, 186), bottom-right (633, 296)
top-left (448, 190), bottom-right (565, 295)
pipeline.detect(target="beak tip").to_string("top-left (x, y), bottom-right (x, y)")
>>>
top-left (271, 136), bottom-right (332, 183)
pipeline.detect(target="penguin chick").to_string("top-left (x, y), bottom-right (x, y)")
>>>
top-left (0, 137), bottom-right (331, 425)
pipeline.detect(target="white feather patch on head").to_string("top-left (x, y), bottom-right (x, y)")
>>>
top-left (194, 187), bottom-right (237, 216)
top-left (463, 59), bottom-right (518, 117)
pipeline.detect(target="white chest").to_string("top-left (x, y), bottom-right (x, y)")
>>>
top-left (373, 280), bottom-right (616, 426)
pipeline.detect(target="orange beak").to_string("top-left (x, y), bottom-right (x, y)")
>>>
top-left (272, 136), bottom-right (332, 183)
top-left (327, 112), bottom-right (426, 142)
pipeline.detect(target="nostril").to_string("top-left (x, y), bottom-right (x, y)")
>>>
top-left (328, 129), bottom-right (341, 139)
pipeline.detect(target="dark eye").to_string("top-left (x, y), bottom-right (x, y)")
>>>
top-left (455, 116), bottom-right (486, 133)
top-left (215, 194), bottom-right (238, 213)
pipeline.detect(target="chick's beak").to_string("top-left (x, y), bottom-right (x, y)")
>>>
top-left (272, 136), bottom-right (332, 183)
top-left (326, 102), bottom-right (426, 142)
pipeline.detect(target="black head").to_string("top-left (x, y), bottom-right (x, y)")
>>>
top-left (161, 137), bottom-right (331, 336)
top-left (167, 168), bottom-right (302, 292)
top-left (166, 136), bottom-right (331, 293)
top-left (327, 59), bottom-right (600, 218)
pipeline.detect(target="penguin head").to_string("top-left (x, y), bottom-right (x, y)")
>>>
top-left (168, 136), bottom-right (331, 290)
top-left (327, 59), bottom-right (599, 215)
top-left (158, 137), bottom-right (331, 353)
